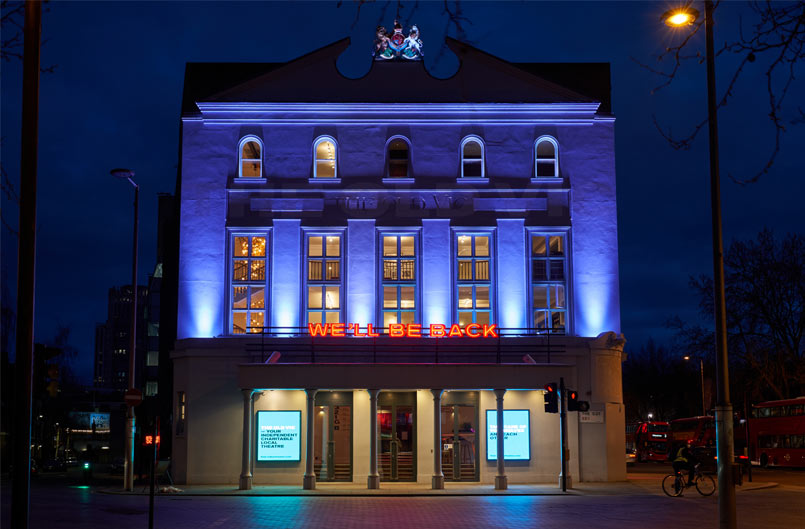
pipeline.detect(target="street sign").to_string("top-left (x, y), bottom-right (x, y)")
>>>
top-left (124, 388), bottom-right (143, 407)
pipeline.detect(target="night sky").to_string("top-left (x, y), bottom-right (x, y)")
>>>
top-left (2, 1), bottom-right (803, 384)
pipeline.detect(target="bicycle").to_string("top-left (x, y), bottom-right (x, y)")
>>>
top-left (662, 463), bottom-right (716, 497)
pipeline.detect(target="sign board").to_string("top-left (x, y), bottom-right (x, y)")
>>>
top-left (579, 410), bottom-right (604, 423)
top-left (256, 410), bottom-right (301, 462)
top-left (124, 388), bottom-right (143, 406)
top-left (486, 409), bottom-right (531, 461)
top-left (68, 412), bottom-right (111, 433)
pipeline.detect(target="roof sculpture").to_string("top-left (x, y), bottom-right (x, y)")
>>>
top-left (373, 19), bottom-right (423, 61)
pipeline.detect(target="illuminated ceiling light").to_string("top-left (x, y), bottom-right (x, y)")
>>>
top-left (662, 7), bottom-right (699, 27)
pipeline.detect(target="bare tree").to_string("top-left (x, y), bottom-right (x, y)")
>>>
top-left (636, 1), bottom-right (805, 184)
top-left (671, 230), bottom-right (805, 401)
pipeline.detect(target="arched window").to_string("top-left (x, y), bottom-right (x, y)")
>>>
top-left (238, 136), bottom-right (263, 178)
top-left (387, 137), bottom-right (410, 178)
top-left (535, 136), bottom-right (559, 178)
top-left (314, 136), bottom-right (337, 178)
top-left (461, 136), bottom-right (485, 178)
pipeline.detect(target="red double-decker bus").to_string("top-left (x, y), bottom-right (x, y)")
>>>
top-left (669, 416), bottom-right (715, 450)
top-left (749, 397), bottom-right (805, 468)
top-left (626, 421), bottom-right (670, 462)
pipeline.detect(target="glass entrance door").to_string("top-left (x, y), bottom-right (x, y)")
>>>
top-left (378, 392), bottom-right (416, 481)
top-left (314, 393), bottom-right (352, 481)
top-left (441, 393), bottom-right (479, 481)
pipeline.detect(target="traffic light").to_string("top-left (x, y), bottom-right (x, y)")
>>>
top-left (544, 383), bottom-right (558, 413)
top-left (567, 389), bottom-right (590, 412)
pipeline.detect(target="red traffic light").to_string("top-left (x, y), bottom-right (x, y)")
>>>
top-left (545, 384), bottom-right (555, 392)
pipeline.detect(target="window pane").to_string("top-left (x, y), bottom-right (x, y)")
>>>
top-left (249, 311), bottom-right (264, 333)
top-left (326, 236), bottom-right (340, 257)
top-left (550, 260), bottom-right (564, 280)
top-left (233, 260), bottom-right (249, 281)
top-left (383, 260), bottom-right (398, 281)
top-left (476, 312), bottom-right (490, 325)
top-left (476, 286), bottom-right (489, 308)
top-left (458, 286), bottom-right (473, 308)
top-left (234, 237), bottom-right (249, 257)
top-left (537, 140), bottom-right (555, 159)
top-left (400, 236), bottom-right (415, 256)
top-left (533, 286), bottom-right (548, 308)
top-left (463, 161), bottom-right (482, 177)
top-left (531, 236), bottom-right (547, 256)
top-left (551, 285), bottom-right (565, 309)
top-left (251, 237), bottom-right (266, 256)
top-left (325, 286), bottom-right (340, 309)
top-left (475, 260), bottom-right (489, 280)
top-left (400, 287), bottom-right (415, 308)
top-left (537, 161), bottom-right (555, 178)
top-left (317, 160), bottom-right (335, 178)
top-left (242, 161), bottom-right (261, 177)
top-left (475, 236), bottom-right (489, 256)
top-left (458, 236), bottom-right (472, 256)
top-left (383, 236), bottom-right (397, 257)
top-left (534, 311), bottom-right (547, 329)
top-left (532, 260), bottom-right (547, 281)
top-left (308, 261), bottom-right (323, 280)
top-left (308, 287), bottom-right (322, 309)
top-left (551, 311), bottom-right (565, 331)
top-left (233, 287), bottom-right (248, 309)
top-left (463, 140), bottom-right (482, 159)
top-left (325, 312), bottom-right (340, 324)
top-left (308, 312), bottom-right (322, 325)
top-left (400, 260), bottom-right (415, 280)
top-left (250, 286), bottom-right (265, 309)
top-left (549, 236), bottom-right (563, 256)
top-left (316, 140), bottom-right (335, 161)
top-left (458, 261), bottom-right (473, 280)
top-left (233, 312), bottom-right (247, 334)
top-left (400, 312), bottom-right (415, 324)
top-left (389, 161), bottom-right (408, 177)
top-left (325, 260), bottom-right (340, 280)
top-left (384, 287), bottom-right (397, 309)
top-left (309, 237), bottom-right (323, 257)
top-left (389, 139), bottom-right (408, 158)
top-left (250, 260), bottom-right (265, 281)
top-left (242, 141), bottom-right (261, 159)
top-left (458, 312), bottom-right (473, 327)
top-left (383, 312), bottom-right (397, 330)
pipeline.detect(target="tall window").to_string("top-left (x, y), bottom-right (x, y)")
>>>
top-left (387, 137), bottom-right (410, 178)
top-left (456, 234), bottom-right (492, 326)
top-left (231, 234), bottom-right (267, 333)
top-left (314, 136), bottom-right (337, 178)
top-left (306, 234), bottom-right (342, 324)
top-left (239, 136), bottom-right (263, 178)
top-left (176, 391), bottom-right (186, 435)
top-left (460, 136), bottom-right (485, 178)
top-left (535, 136), bottom-right (558, 178)
top-left (531, 233), bottom-right (566, 332)
top-left (381, 234), bottom-right (417, 330)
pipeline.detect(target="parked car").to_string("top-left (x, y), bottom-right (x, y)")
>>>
top-left (42, 458), bottom-right (67, 472)
top-left (626, 449), bottom-right (637, 466)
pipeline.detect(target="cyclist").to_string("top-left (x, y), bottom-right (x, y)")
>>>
top-left (673, 442), bottom-right (699, 486)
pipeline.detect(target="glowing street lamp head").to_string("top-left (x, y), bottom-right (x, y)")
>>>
top-left (662, 7), bottom-right (699, 27)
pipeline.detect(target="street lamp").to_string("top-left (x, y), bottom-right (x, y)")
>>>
top-left (662, 3), bottom-right (736, 527)
top-left (683, 355), bottom-right (706, 416)
top-left (111, 168), bottom-right (139, 492)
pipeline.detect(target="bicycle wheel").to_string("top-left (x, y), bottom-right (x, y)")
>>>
top-left (662, 474), bottom-right (684, 497)
top-left (696, 474), bottom-right (716, 496)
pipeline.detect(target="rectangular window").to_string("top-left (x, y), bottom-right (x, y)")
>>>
top-left (176, 391), bottom-right (186, 435)
top-left (145, 381), bottom-right (158, 397)
top-left (146, 350), bottom-right (159, 367)
top-left (530, 233), bottom-right (567, 333)
top-left (230, 234), bottom-right (268, 334)
top-left (306, 233), bottom-right (343, 324)
top-left (455, 233), bottom-right (492, 326)
top-left (380, 234), bottom-right (418, 331)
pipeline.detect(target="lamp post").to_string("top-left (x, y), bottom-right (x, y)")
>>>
top-left (663, 3), bottom-right (736, 528)
top-left (683, 355), bottom-right (706, 416)
top-left (111, 168), bottom-right (139, 492)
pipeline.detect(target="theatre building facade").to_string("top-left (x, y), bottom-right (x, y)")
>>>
top-left (172, 34), bottom-right (626, 489)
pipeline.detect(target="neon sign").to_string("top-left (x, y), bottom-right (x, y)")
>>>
top-left (307, 323), bottom-right (498, 338)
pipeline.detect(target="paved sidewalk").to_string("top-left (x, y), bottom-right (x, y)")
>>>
top-left (98, 478), bottom-right (778, 497)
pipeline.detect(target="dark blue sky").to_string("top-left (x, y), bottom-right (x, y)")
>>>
top-left (2, 1), bottom-right (803, 383)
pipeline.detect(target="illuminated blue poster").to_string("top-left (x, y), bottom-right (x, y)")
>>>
top-left (256, 411), bottom-right (301, 461)
top-left (486, 409), bottom-right (531, 461)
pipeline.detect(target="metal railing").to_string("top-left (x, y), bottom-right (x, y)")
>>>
top-left (242, 326), bottom-right (566, 364)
